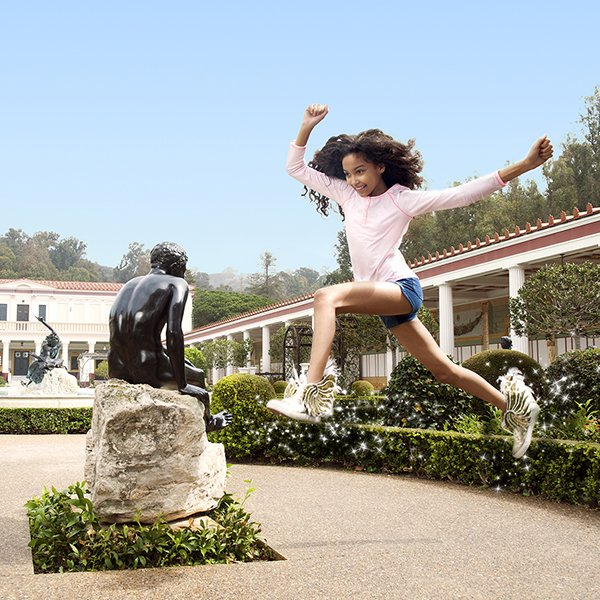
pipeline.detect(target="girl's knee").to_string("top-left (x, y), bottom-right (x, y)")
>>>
top-left (313, 287), bottom-right (336, 306)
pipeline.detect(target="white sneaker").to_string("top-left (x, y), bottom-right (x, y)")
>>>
top-left (499, 367), bottom-right (540, 459)
top-left (267, 360), bottom-right (340, 423)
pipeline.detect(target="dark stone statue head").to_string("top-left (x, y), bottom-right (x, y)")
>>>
top-left (150, 242), bottom-right (188, 278)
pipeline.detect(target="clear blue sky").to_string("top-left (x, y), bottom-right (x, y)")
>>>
top-left (1, 1), bottom-right (599, 277)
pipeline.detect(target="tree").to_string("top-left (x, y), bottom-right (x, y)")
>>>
top-left (580, 85), bottom-right (600, 198)
top-left (197, 338), bottom-right (251, 370)
top-left (232, 339), bottom-right (253, 367)
top-left (245, 251), bottom-right (282, 299)
top-left (113, 242), bottom-right (151, 283)
top-left (184, 346), bottom-right (207, 372)
top-left (0, 244), bottom-right (16, 273)
top-left (49, 237), bottom-right (87, 271)
top-left (192, 289), bottom-right (272, 328)
top-left (278, 267), bottom-right (323, 298)
top-left (544, 136), bottom-right (596, 214)
top-left (324, 230), bottom-right (353, 285)
top-left (19, 233), bottom-right (59, 279)
top-left (194, 271), bottom-right (212, 290)
top-left (198, 339), bottom-right (231, 370)
top-left (510, 262), bottom-right (600, 361)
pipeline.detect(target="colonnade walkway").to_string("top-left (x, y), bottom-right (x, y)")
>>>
top-left (1, 435), bottom-right (599, 599)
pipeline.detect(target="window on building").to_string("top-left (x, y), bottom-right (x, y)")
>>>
top-left (38, 305), bottom-right (47, 320)
top-left (16, 304), bottom-right (29, 322)
top-left (70, 355), bottom-right (78, 371)
top-left (0, 304), bottom-right (7, 321)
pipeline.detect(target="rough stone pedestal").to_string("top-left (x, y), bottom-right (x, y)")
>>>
top-left (85, 379), bottom-right (226, 523)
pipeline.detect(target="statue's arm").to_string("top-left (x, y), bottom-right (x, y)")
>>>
top-left (165, 281), bottom-right (189, 391)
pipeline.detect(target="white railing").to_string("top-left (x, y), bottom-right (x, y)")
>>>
top-left (0, 321), bottom-right (109, 335)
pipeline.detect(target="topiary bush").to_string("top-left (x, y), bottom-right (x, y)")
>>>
top-left (351, 380), bottom-right (374, 397)
top-left (381, 355), bottom-right (473, 430)
top-left (272, 380), bottom-right (288, 395)
top-left (208, 373), bottom-right (277, 459)
top-left (462, 349), bottom-right (546, 416)
top-left (544, 348), bottom-right (600, 424)
top-left (0, 375), bottom-right (6, 387)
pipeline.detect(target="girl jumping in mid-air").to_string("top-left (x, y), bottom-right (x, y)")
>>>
top-left (267, 104), bottom-right (554, 459)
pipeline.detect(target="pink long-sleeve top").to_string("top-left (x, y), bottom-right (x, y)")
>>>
top-left (287, 142), bottom-right (506, 283)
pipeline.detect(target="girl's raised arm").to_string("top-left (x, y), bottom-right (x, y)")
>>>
top-left (498, 136), bottom-right (554, 182)
top-left (295, 104), bottom-right (329, 146)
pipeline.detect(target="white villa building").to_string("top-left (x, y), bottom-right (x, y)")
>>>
top-left (0, 279), bottom-right (193, 384)
top-left (184, 205), bottom-right (600, 388)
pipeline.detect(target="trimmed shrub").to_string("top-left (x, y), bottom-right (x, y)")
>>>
top-left (351, 380), bottom-right (374, 397)
top-left (381, 355), bottom-right (473, 429)
top-left (462, 349), bottom-right (546, 416)
top-left (272, 380), bottom-right (288, 395)
top-left (208, 373), bottom-right (277, 458)
top-left (0, 408), bottom-right (92, 434)
top-left (0, 375), bottom-right (6, 387)
top-left (544, 348), bottom-right (600, 423)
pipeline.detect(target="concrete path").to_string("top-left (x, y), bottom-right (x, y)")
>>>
top-left (1, 435), bottom-right (599, 600)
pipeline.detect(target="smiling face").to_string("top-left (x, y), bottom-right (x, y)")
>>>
top-left (342, 153), bottom-right (388, 197)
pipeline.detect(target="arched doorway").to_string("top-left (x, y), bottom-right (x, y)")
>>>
top-left (282, 324), bottom-right (313, 381)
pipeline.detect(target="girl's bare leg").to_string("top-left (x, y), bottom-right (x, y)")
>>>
top-left (306, 281), bottom-right (414, 384)
top-left (390, 318), bottom-right (506, 411)
top-left (305, 280), bottom-right (505, 411)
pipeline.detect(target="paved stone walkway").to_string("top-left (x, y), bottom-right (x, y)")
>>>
top-left (1, 435), bottom-right (599, 599)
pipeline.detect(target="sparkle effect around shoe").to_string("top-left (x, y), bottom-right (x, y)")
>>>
top-left (498, 367), bottom-right (540, 459)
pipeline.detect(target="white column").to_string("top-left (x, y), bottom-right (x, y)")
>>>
top-left (62, 340), bottom-right (70, 370)
top-left (1, 340), bottom-right (10, 376)
top-left (83, 341), bottom-right (96, 383)
top-left (226, 334), bottom-right (235, 375)
top-left (35, 341), bottom-right (42, 356)
top-left (243, 330), bottom-right (252, 367)
top-left (261, 326), bottom-right (271, 373)
top-left (385, 348), bottom-right (394, 380)
top-left (439, 283), bottom-right (455, 358)
top-left (508, 265), bottom-right (529, 354)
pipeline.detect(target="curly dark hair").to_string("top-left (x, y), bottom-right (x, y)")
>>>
top-left (150, 241), bottom-right (188, 275)
top-left (303, 129), bottom-right (424, 217)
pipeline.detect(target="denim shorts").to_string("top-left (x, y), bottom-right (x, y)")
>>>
top-left (379, 277), bottom-right (423, 329)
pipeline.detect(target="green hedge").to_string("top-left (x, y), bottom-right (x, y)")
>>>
top-left (0, 408), bottom-right (92, 434)
top-left (241, 419), bottom-right (600, 506)
top-left (4, 385), bottom-right (599, 507)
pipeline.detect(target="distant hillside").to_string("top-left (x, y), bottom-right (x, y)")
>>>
top-left (208, 268), bottom-right (248, 291)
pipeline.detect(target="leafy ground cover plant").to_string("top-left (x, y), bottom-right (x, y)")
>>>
top-left (25, 481), bottom-right (278, 573)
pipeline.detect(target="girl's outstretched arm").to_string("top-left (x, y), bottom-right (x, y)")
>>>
top-left (498, 136), bottom-right (554, 182)
top-left (295, 103), bottom-right (328, 146)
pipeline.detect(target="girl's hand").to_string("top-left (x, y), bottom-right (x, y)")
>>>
top-left (302, 103), bottom-right (328, 129)
top-left (523, 135), bottom-right (554, 169)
